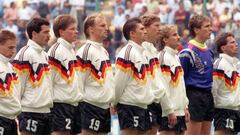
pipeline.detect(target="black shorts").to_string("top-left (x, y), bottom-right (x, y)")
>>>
top-left (159, 116), bottom-right (187, 132)
top-left (18, 112), bottom-right (51, 135)
top-left (81, 102), bottom-right (111, 133)
top-left (71, 103), bottom-right (82, 134)
top-left (51, 103), bottom-right (75, 132)
top-left (147, 102), bottom-right (162, 126)
top-left (214, 108), bottom-right (240, 132)
top-left (0, 116), bottom-right (18, 135)
top-left (186, 86), bottom-right (214, 121)
top-left (117, 103), bottom-right (151, 131)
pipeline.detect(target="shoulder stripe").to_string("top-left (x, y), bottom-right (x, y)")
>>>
top-left (19, 45), bottom-right (29, 61)
top-left (124, 45), bottom-right (132, 61)
top-left (214, 57), bottom-right (222, 69)
top-left (50, 43), bottom-right (60, 57)
top-left (159, 50), bottom-right (166, 65)
top-left (82, 43), bottom-right (91, 61)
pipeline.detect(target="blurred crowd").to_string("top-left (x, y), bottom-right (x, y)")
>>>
top-left (110, 0), bottom-right (240, 61)
top-left (1, 0), bottom-right (240, 62)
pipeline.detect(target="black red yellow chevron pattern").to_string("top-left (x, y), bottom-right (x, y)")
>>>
top-left (213, 69), bottom-right (239, 92)
top-left (149, 58), bottom-right (160, 79)
top-left (77, 56), bottom-right (112, 84)
top-left (48, 57), bottom-right (79, 84)
top-left (0, 73), bottom-right (18, 96)
top-left (161, 65), bottom-right (183, 87)
top-left (115, 58), bottom-right (149, 85)
top-left (12, 60), bottom-right (50, 87)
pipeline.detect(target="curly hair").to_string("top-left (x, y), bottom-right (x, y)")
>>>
top-left (157, 25), bottom-right (177, 51)
top-left (140, 14), bottom-right (160, 27)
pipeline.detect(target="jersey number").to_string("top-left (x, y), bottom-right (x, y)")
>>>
top-left (149, 112), bottom-right (153, 123)
top-left (226, 118), bottom-right (234, 130)
top-left (89, 119), bottom-right (100, 131)
top-left (65, 118), bottom-right (71, 129)
top-left (133, 116), bottom-right (139, 127)
top-left (26, 119), bottom-right (38, 132)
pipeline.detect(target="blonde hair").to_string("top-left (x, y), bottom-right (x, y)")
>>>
top-left (83, 13), bottom-right (106, 38)
top-left (157, 25), bottom-right (177, 50)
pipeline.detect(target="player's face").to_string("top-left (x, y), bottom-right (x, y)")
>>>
top-left (196, 21), bottom-right (212, 41)
top-left (134, 23), bottom-right (147, 44)
top-left (92, 17), bottom-right (109, 42)
top-left (223, 36), bottom-right (238, 57)
top-left (165, 29), bottom-right (180, 50)
top-left (36, 25), bottom-right (50, 46)
top-left (0, 39), bottom-right (16, 58)
top-left (61, 23), bottom-right (78, 43)
top-left (146, 21), bottom-right (161, 43)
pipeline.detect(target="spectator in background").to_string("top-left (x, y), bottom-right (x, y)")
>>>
top-left (180, 29), bottom-right (190, 48)
top-left (60, 0), bottom-right (71, 14)
top-left (175, 1), bottom-right (186, 36)
top-left (125, 1), bottom-right (139, 18)
top-left (168, 0), bottom-right (179, 24)
top-left (147, 0), bottom-right (159, 14)
top-left (48, 0), bottom-right (60, 20)
top-left (206, 0), bottom-right (216, 14)
top-left (16, 18), bottom-right (28, 52)
top-left (211, 11), bottom-right (221, 37)
top-left (158, 0), bottom-right (171, 24)
top-left (183, 0), bottom-right (192, 29)
top-left (18, 0), bottom-right (36, 21)
top-left (193, 0), bottom-right (203, 15)
top-left (5, 19), bottom-right (18, 35)
top-left (112, 5), bottom-right (125, 58)
top-left (139, 5), bottom-right (148, 16)
top-left (219, 7), bottom-right (232, 28)
top-left (69, 0), bottom-right (85, 35)
top-left (113, 0), bottom-right (125, 15)
top-left (215, 0), bottom-right (229, 16)
top-left (3, 1), bottom-right (18, 23)
top-left (38, 1), bottom-right (50, 19)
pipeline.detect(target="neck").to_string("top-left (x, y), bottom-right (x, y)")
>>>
top-left (193, 37), bottom-right (206, 44)
top-left (32, 39), bottom-right (43, 47)
top-left (89, 37), bottom-right (102, 43)
top-left (146, 37), bottom-right (155, 44)
top-left (131, 39), bottom-right (142, 45)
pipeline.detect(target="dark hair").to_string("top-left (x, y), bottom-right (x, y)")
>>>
top-left (0, 29), bottom-right (16, 44)
top-left (83, 13), bottom-right (105, 38)
top-left (123, 17), bottom-right (142, 40)
top-left (189, 15), bottom-right (210, 38)
top-left (26, 17), bottom-right (49, 39)
top-left (140, 14), bottom-right (160, 27)
top-left (53, 14), bottom-right (76, 38)
top-left (215, 32), bottom-right (234, 53)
